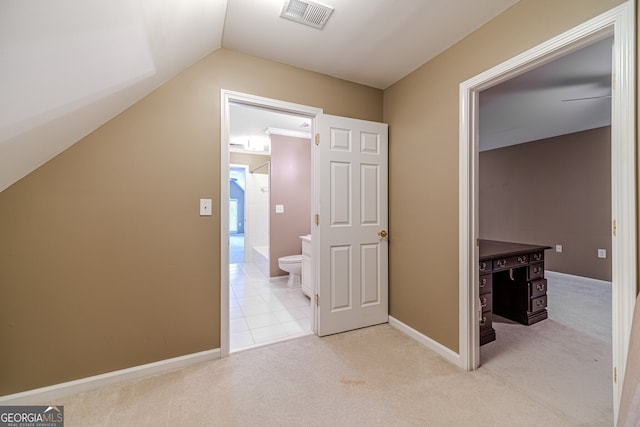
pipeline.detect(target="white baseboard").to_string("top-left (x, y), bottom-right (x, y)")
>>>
top-left (389, 316), bottom-right (461, 367)
top-left (0, 348), bottom-right (221, 405)
top-left (545, 270), bottom-right (612, 287)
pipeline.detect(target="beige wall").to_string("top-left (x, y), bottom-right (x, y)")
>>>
top-left (0, 49), bottom-right (382, 395)
top-left (269, 135), bottom-right (312, 277)
top-left (230, 152), bottom-right (270, 174)
top-left (384, 0), bottom-right (625, 352)
top-left (1, 0), bottom-right (635, 397)
top-left (479, 127), bottom-right (612, 281)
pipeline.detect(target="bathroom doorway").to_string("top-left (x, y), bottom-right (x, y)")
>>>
top-left (221, 90), bottom-right (390, 355)
top-left (226, 101), bottom-right (315, 352)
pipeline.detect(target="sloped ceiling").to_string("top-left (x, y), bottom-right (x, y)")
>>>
top-left (11, 0), bottom-right (617, 195)
top-left (0, 0), bottom-right (523, 192)
top-left (479, 36), bottom-right (612, 151)
top-left (0, 0), bottom-right (227, 192)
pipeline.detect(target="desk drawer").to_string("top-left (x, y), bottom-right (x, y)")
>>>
top-left (480, 311), bottom-right (493, 329)
top-left (480, 293), bottom-right (493, 313)
top-left (479, 274), bottom-right (492, 294)
top-left (530, 251), bottom-right (544, 262)
top-left (493, 254), bottom-right (529, 270)
top-left (480, 313), bottom-right (495, 345)
top-left (479, 259), bottom-right (492, 273)
top-left (529, 262), bottom-right (544, 280)
top-left (529, 279), bottom-right (547, 298)
top-left (529, 295), bottom-right (547, 313)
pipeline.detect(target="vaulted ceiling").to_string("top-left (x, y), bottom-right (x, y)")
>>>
top-left (1, 0), bottom-right (610, 192)
top-left (479, 36), bottom-right (612, 152)
top-left (0, 0), bottom-right (522, 191)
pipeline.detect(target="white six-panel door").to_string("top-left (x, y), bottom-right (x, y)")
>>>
top-left (316, 114), bottom-right (389, 336)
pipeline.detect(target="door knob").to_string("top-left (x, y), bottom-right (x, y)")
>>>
top-left (378, 230), bottom-right (388, 239)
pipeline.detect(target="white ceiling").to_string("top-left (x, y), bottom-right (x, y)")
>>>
top-left (0, 0), bottom-right (227, 192)
top-left (223, 0), bottom-right (520, 89)
top-left (230, 36), bottom-right (613, 153)
top-left (0, 0), bottom-right (521, 191)
top-left (479, 36), bottom-right (612, 151)
top-left (1, 0), bottom-right (610, 192)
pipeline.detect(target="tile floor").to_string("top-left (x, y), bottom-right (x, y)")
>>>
top-left (230, 262), bottom-right (312, 352)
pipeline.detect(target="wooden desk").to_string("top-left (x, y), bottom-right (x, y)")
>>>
top-left (479, 240), bottom-right (552, 346)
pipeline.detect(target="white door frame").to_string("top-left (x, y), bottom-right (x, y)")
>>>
top-left (459, 3), bottom-right (635, 422)
top-left (220, 90), bottom-right (322, 357)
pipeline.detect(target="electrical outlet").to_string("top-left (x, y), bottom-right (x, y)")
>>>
top-left (555, 244), bottom-right (563, 253)
top-left (275, 204), bottom-right (284, 213)
top-left (598, 249), bottom-right (607, 259)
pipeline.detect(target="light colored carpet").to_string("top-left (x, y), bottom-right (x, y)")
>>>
top-left (481, 317), bottom-right (612, 425)
top-left (481, 271), bottom-right (612, 426)
top-left (57, 272), bottom-right (612, 426)
top-left (545, 271), bottom-right (612, 344)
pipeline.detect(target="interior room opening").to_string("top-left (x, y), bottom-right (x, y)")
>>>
top-left (227, 102), bottom-right (314, 352)
top-left (476, 36), bottom-right (613, 418)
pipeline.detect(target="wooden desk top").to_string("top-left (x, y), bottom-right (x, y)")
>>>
top-left (479, 239), bottom-right (551, 260)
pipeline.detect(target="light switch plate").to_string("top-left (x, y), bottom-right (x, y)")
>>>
top-left (598, 249), bottom-right (607, 259)
top-left (275, 204), bottom-right (284, 213)
top-left (200, 199), bottom-right (212, 216)
top-left (555, 244), bottom-right (563, 253)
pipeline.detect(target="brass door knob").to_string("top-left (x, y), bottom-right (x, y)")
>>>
top-left (378, 230), bottom-right (388, 239)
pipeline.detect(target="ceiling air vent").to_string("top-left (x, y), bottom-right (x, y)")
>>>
top-left (280, 0), bottom-right (334, 29)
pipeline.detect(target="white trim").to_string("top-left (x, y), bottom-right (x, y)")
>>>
top-left (220, 90), bottom-right (323, 356)
top-left (609, 5), bottom-right (637, 425)
top-left (389, 316), bottom-right (461, 367)
top-left (0, 349), bottom-right (220, 405)
top-left (221, 90), bottom-right (231, 358)
top-left (458, 81), bottom-right (480, 371)
top-left (458, 3), bottom-right (635, 423)
top-left (544, 270), bottom-right (612, 287)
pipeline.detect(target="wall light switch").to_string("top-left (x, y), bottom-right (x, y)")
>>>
top-left (555, 244), bottom-right (563, 253)
top-left (200, 199), bottom-right (212, 216)
top-left (598, 249), bottom-right (607, 259)
top-left (275, 204), bottom-right (284, 213)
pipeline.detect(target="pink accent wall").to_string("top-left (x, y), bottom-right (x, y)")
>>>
top-left (269, 134), bottom-right (311, 276)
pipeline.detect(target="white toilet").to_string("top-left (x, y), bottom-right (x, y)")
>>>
top-left (278, 255), bottom-right (302, 288)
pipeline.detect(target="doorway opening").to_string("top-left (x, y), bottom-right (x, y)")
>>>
top-left (459, 4), bottom-right (635, 422)
top-left (476, 36), bottom-right (614, 421)
top-left (221, 91), bottom-right (323, 356)
top-left (221, 90), bottom-right (390, 355)
top-left (227, 106), bottom-right (314, 352)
